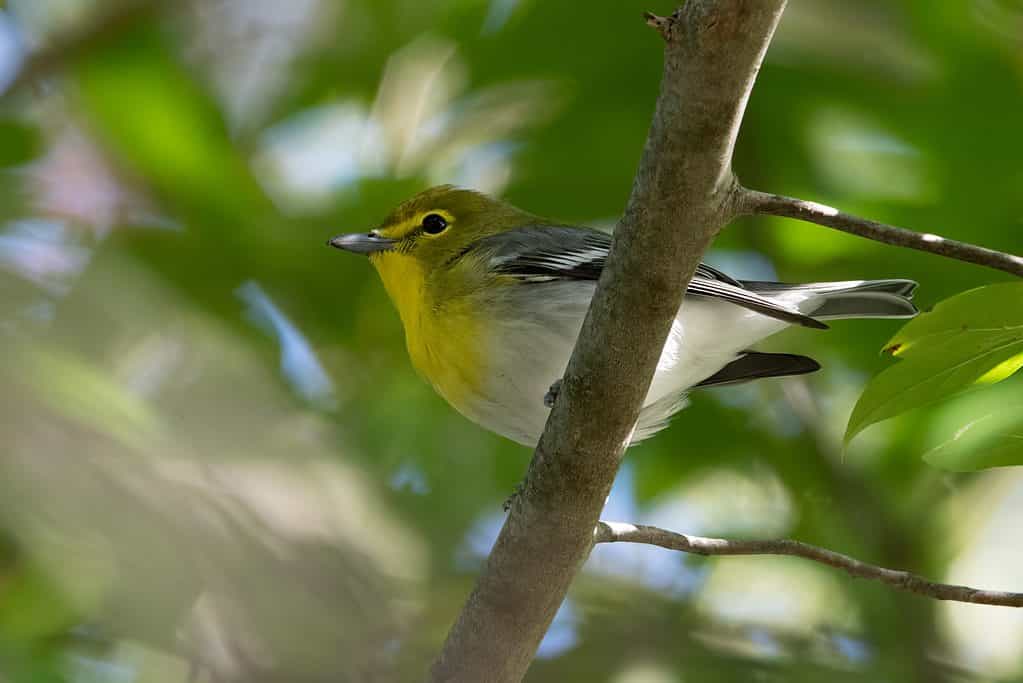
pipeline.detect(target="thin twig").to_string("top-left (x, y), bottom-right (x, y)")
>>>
top-left (595, 521), bottom-right (1023, 607)
top-left (740, 188), bottom-right (1023, 277)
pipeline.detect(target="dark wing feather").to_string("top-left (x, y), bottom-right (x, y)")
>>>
top-left (479, 226), bottom-right (826, 329)
top-left (685, 279), bottom-right (828, 329)
top-left (695, 352), bottom-right (820, 388)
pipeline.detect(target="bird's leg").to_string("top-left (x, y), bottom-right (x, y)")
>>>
top-left (543, 378), bottom-right (563, 408)
top-left (502, 379), bottom-right (564, 511)
top-left (502, 480), bottom-right (525, 512)
top-left (501, 380), bottom-right (564, 512)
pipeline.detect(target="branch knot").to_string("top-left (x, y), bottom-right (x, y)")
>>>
top-left (643, 11), bottom-right (677, 41)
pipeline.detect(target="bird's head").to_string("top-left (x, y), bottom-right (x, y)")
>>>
top-left (328, 185), bottom-right (535, 270)
top-left (329, 185), bottom-right (540, 326)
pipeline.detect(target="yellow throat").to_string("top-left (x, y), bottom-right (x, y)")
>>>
top-left (370, 252), bottom-right (484, 410)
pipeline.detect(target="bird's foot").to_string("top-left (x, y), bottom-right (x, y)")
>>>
top-left (544, 379), bottom-right (563, 408)
top-left (503, 480), bottom-right (525, 512)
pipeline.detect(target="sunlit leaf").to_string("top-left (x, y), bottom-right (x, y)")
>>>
top-left (923, 408), bottom-right (1023, 471)
top-left (883, 282), bottom-right (1023, 357)
top-left (845, 284), bottom-right (1023, 444)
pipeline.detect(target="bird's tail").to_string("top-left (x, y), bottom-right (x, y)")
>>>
top-left (740, 279), bottom-right (918, 320)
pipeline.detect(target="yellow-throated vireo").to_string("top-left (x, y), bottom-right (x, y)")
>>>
top-left (329, 186), bottom-right (917, 446)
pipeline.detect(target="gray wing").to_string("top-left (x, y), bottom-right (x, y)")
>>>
top-left (476, 226), bottom-right (826, 329)
top-left (483, 226), bottom-right (609, 281)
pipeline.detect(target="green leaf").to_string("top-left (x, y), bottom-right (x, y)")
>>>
top-left (882, 282), bottom-right (1023, 357)
top-left (923, 408), bottom-right (1023, 471)
top-left (845, 284), bottom-right (1023, 444)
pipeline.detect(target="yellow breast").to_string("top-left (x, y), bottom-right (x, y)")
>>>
top-left (370, 252), bottom-right (484, 410)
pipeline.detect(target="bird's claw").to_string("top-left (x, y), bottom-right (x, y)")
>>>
top-left (503, 481), bottom-right (525, 512)
top-left (544, 379), bottom-right (563, 408)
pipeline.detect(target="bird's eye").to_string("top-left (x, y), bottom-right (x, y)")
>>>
top-left (421, 213), bottom-right (448, 235)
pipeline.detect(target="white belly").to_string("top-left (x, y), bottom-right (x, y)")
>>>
top-left (473, 283), bottom-right (790, 446)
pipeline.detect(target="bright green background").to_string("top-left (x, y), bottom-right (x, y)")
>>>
top-left (1, 1), bottom-right (1022, 681)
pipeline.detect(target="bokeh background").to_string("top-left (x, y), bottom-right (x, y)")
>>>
top-left (1, 0), bottom-right (1022, 681)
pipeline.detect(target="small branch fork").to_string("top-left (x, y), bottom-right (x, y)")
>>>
top-left (595, 521), bottom-right (1023, 607)
top-left (641, 19), bottom-right (1022, 279)
top-left (643, 11), bottom-right (676, 41)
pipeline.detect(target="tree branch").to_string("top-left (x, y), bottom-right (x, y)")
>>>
top-left (427, 3), bottom-right (788, 681)
top-left (740, 188), bottom-right (1023, 277)
top-left (595, 521), bottom-right (1023, 607)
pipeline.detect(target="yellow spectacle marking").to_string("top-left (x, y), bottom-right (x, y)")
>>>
top-left (377, 209), bottom-right (455, 240)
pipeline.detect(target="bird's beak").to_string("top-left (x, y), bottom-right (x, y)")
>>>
top-left (327, 232), bottom-right (396, 255)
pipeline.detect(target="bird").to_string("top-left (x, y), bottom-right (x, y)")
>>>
top-left (329, 185), bottom-right (918, 447)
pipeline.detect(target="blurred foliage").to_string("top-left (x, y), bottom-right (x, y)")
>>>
top-left (0, 0), bottom-right (1021, 681)
top-left (924, 407), bottom-right (1023, 472)
top-left (0, 119), bottom-right (40, 166)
